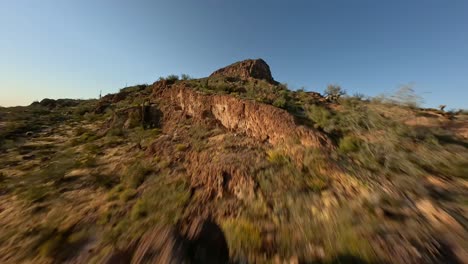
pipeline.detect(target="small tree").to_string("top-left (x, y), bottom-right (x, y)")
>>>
top-left (439, 105), bottom-right (446, 112)
top-left (324, 84), bottom-right (346, 101)
top-left (181, 74), bottom-right (191, 80)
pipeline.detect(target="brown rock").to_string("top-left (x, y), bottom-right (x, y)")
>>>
top-left (210, 59), bottom-right (278, 84)
top-left (155, 85), bottom-right (331, 149)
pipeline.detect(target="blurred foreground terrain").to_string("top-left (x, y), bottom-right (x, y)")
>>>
top-left (0, 59), bottom-right (467, 263)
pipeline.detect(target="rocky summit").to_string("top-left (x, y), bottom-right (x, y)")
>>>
top-left (0, 59), bottom-right (467, 264)
top-left (210, 58), bottom-right (277, 84)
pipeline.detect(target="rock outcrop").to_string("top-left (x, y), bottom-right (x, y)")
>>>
top-left (209, 59), bottom-right (277, 84)
top-left (105, 104), bottom-right (162, 132)
top-left (153, 84), bottom-right (331, 149)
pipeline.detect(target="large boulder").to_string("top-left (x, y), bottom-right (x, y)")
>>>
top-left (210, 59), bottom-right (277, 84)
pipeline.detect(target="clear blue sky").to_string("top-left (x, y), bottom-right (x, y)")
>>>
top-left (1, 0), bottom-right (467, 109)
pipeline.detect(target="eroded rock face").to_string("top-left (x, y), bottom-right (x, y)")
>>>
top-left (209, 59), bottom-right (277, 84)
top-left (105, 104), bottom-right (162, 132)
top-left (154, 84), bottom-right (331, 149)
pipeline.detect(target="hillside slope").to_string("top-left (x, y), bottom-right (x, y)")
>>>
top-left (0, 59), bottom-right (467, 263)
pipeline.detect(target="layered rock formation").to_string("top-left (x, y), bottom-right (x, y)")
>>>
top-left (154, 84), bottom-right (331, 149)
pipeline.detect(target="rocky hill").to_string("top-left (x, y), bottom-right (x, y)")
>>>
top-left (0, 59), bottom-right (467, 263)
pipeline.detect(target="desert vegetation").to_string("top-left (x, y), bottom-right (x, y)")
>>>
top-left (0, 59), bottom-right (467, 263)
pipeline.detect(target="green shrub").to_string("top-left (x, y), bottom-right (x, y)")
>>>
top-left (74, 127), bottom-right (87, 137)
top-left (130, 199), bottom-right (148, 220)
top-left (306, 104), bottom-right (334, 131)
top-left (119, 84), bottom-right (148, 94)
top-left (38, 232), bottom-right (65, 257)
top-left (324, 84), bottom-right (346, 98)
top-left (123, 162), bottom-right (153, 188)
top-left (305, 176), bottom-right (329, 192)
top-left (338, 136), bottom-right (361, 154)
top-left (266, 149), bottom-right (289, 165)
top-left (20, 185), bottom-right (52, 203)
top-left (159, 74), bottom-right (179, 84)
top-left (107, 184), bottom-right (124, 201)
top-left (120, 189), bottom-right (137, 202)
top-left (272, 96), bottom-right (287, 109)
top-left (175, 143), bottom-right (189, 152)
top-left (221, 218), bottom-right (262, 257)
top-left (91, 174), bottom-right (117, 189)
top-left (71, 132), bottom-right (100, 146)
top-left (181, 74), bottom-right (191, 80)
top-left (107, 128), bottom-right (124, 137)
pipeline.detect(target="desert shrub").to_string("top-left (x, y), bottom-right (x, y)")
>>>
top-left (306, 104), bottom-right (335, 131)
top-left (84, 143), bottom-right (101, 154)
top-left (181, 74), bottom-right (191, 80)
top-left (38, 231), bottom-right (66, 257)
top-left (159, 74), bottom-right (179, 84)
top-left (260, 148), bottom-right (329, 196)
top-left (188, 125), bottom-right (215, 151)
top-left (166, 74), bottom-right (179, 82)
top-left (324, 84), bottom-right (346, 98)
top-left (175, 143), bottom-right (189, 152)
top-left (74, 127), bottom-right (87, 137)
top-left (272, 96), bottom-right (287, 109)
top-left (91, 173), bottom-right (118, 189)
top-left (80, 154), bottom-right (97, 167)
top-left (221, 218), bottom-right (262, 258)
top-left (20, 185), bottom-right (53, 203)
top-left (305, 176), bottom-right (329, 192)
top-left (129, 174), bottom-right (190, 224)
top-left (120, 189), bottom-right (137, 202)
top-left (119, 84), bottom-right (148, 94)
top-left (107, 127), bottom-right (124, 137)
top-left (130, 199), bottom-right (148, 220)
top-left (391, 85), bottom-right (423, 108)
top-left (71, 132), bottom-right (100, 146)
top-left (266, 149), bottom-right (289, 165)
top-left (16, 152), bottom-right (80, 203)
top-left (34, 226), bottom-right (88, 259)
top-left (352, 92), bottom-right (366, 100)
top-left (123, 161), bottom-right (153, 188)
top-left (128, 127), bottom-right (161, 148)
top-left (107, 184), bottom-right (124, 201)
top-left (73, 102), bottom-right (96, 116)
top-left (338, 135), bottom-right (361, 154)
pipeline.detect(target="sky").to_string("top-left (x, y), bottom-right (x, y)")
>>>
top-left (0, 0), bottom-right (467, 109)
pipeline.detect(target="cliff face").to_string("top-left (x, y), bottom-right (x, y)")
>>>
top-left (153, 84), bottom-right (332, 149)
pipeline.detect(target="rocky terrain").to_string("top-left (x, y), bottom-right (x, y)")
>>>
top-left (0, 59), bottom-right (467, 263)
